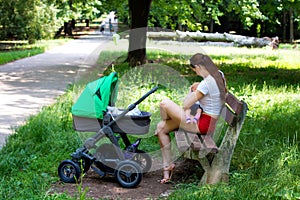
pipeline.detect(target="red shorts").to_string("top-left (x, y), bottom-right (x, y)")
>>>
top-left (197, 113), bottom-right (218, 135)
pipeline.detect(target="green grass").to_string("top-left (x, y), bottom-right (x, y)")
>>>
top-left (0, 45), bottom-right (299, 199)
top-left (0, 39), bottom-right (70, 65)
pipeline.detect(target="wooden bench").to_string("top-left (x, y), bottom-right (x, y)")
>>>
top-left (175, 92), bottom-right (248, 184)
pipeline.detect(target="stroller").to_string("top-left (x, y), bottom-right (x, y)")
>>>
top-left (58, 72), bottom-right (158, 188)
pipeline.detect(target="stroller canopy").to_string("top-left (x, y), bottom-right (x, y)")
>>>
top-left (72, 72), bottom-right (119, 119)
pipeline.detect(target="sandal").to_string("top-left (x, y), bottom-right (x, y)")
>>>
top-left (159, 163), bottom-right (175, 184)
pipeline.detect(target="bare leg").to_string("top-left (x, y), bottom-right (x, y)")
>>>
top-left (157, 99), bottom-right (199, 134)
top-left (156, 99), bottom-right (199, 183)
top-left (159, 100), bottom-right (171, 120)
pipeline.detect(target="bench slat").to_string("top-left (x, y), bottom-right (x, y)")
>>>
top-left (225, 92), bottom-right (243, 115)
top-left (175, 131), bottom-right (218, 154)
top-left (221, 92), bottom-right (244, 126)
top-left (175, 131), bottom-right (190, 153)
top-left (221, 107), bottom-right (236, 127)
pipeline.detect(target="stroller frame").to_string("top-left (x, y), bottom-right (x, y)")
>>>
top-left (58, 86), bottom-right (158, 188)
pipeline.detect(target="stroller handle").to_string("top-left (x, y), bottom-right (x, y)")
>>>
top-left (129, 86), bottom-right (158, 110)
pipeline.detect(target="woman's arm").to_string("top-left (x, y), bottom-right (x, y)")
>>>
top-left (183, 90), bottom-right (204, 110)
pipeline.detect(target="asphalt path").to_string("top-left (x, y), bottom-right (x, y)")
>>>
top-left (0, 32), bottom-right (111, 148)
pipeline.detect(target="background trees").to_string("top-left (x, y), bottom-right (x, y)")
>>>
top-left (0, 0), bottom-right (299, 42)
top-left (0, 0), bottom-right (58, 42)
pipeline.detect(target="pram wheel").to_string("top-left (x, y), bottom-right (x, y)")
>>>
top-left (132, 150), bottom-right (152, 173)
top-left (115, 160), bottom-right (142, 188)
top-left (58, 160), bottom-right (81, 183)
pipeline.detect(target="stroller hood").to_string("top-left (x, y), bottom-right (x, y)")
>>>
top-left (71, 72), bottom-right (119, 119)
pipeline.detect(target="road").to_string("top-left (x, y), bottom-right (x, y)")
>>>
top-left (0, 32), bottom-right (111, 148)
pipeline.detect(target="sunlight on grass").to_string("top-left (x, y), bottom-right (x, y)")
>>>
top-left (0, 39), bottom-right (70, 65)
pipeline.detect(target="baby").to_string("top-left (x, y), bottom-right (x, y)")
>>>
top-left (185, 83), bottom-right (202, 124)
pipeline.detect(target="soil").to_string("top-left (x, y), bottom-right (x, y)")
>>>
top-left (52, 159), bottom-right (203, 200)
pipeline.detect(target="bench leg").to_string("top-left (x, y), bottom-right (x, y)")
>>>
top-left (198, 135), bottom-right (218, 158)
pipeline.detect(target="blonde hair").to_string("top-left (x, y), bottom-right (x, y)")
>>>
top-left (190, 53), bottom-right (227, 101)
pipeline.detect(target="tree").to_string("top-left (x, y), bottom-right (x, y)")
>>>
top-left (101, 0), bottom-right (152, 66)
top-left (259, 0), bottom-right (300, 43)
top-left (0, 0), bottom-right (59, 41)
top-left (148, 0), bottom-right (207, 31)
top-left (281, 0), bottom-right (300, 43)
top-left (127, 0), bottom-right (152, 66)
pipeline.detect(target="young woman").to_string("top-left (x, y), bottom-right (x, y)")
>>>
top-left (155, 53), bottom-right (227, 184)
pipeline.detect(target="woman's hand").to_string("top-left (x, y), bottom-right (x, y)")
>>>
top-left (190, 82), bottom-right (200, 92)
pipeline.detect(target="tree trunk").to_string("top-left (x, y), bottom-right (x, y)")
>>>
top-left (127, 0), bottom-right (152, 66)
top-left (289, 7), bottom-right (294, 43)
top-left (283, 11), bottom-right (287, 43)
top-left (147, 31), bottom-right (278, 48)
top-left (210, 18), bottom-right (214, 33)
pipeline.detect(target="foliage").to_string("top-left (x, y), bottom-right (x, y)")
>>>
top-left (0, 46), bottom-right (299, 199)
top-left (107, 0), bottom-right (300, 40)
top-left (1, 0), bottom-right (300, 42)
top-left (0, 0), bottom-right (60, 41)
top-left (226, 0), bottom-right (264, 28)
top-left (55, 0), bottom-right (103, 21)
top-left (0, 0), bottom-right (103, 41)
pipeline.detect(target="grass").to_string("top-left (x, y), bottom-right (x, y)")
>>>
top-left (0, 39), bottom-right (70, 65)
top-left (0, 44), bottom-right (299, 199)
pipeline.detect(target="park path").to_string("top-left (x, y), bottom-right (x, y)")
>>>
top-left (0, 32), bottom-right (111, 148)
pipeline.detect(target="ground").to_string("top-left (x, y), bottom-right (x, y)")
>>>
top-left (53, 159), bottom-right (203, 200)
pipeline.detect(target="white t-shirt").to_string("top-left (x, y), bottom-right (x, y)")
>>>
top-left (196, 75), bottom-right (223, 116)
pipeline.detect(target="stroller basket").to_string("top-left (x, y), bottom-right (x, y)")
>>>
top-left (72, 111), bottom-right (151, 135)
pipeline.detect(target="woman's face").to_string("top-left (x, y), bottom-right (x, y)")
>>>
top-left (192, 65), bottom-right (209, 78)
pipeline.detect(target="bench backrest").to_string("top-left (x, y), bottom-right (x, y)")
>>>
top-left (221, 92), bottom-right (244, 127)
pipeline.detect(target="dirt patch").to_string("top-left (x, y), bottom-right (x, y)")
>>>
top-left (52, 159), bottom-right (203, 200)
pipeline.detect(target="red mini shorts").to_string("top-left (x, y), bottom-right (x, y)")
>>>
top-left (197, 113), bottom-right (218, 135)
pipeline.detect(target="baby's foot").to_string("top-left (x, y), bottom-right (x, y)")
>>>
top-left (193, 117), bottom-right (198, 123)
top-left (186, 117), bottom-right (191, 123)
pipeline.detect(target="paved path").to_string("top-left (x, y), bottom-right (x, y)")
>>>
top-left (0, 32), bottom-right (111, 148)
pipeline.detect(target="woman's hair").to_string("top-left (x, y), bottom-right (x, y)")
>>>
top-left (190, 53), bottom-right (227, 101)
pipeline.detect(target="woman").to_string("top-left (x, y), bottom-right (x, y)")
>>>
top-left (155, 53), bottom-right (227, 184)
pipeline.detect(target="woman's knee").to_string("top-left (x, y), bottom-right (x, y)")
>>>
top-left (156, 121), bottom-right (168, 136)
top-left (160, 99), bottom-right (172, 109)
top-left (156, 121), bottom-right (164, 133)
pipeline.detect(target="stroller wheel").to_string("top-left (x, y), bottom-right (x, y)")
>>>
top-left (132, 150), bottom-right (152, 174)
top-left (115, 160), bottom-right (142, 188)
top-left (58, 160), bottom-right (81, 183)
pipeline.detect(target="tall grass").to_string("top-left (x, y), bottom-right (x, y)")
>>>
top-left (0, 39), bottom-right (70, 65)
top-left (0, 90), bottom-right (79, 199)
top-left (0, 45), bottom-right (299, 199)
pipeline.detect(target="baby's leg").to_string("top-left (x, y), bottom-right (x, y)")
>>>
top-left (193, 109), bottom-right (202, 123)
top-left (185, 109), bottom-right (191, 123)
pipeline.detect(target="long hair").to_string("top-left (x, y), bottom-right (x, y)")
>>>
top-left (190, 53), bottom-right (227, 101)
